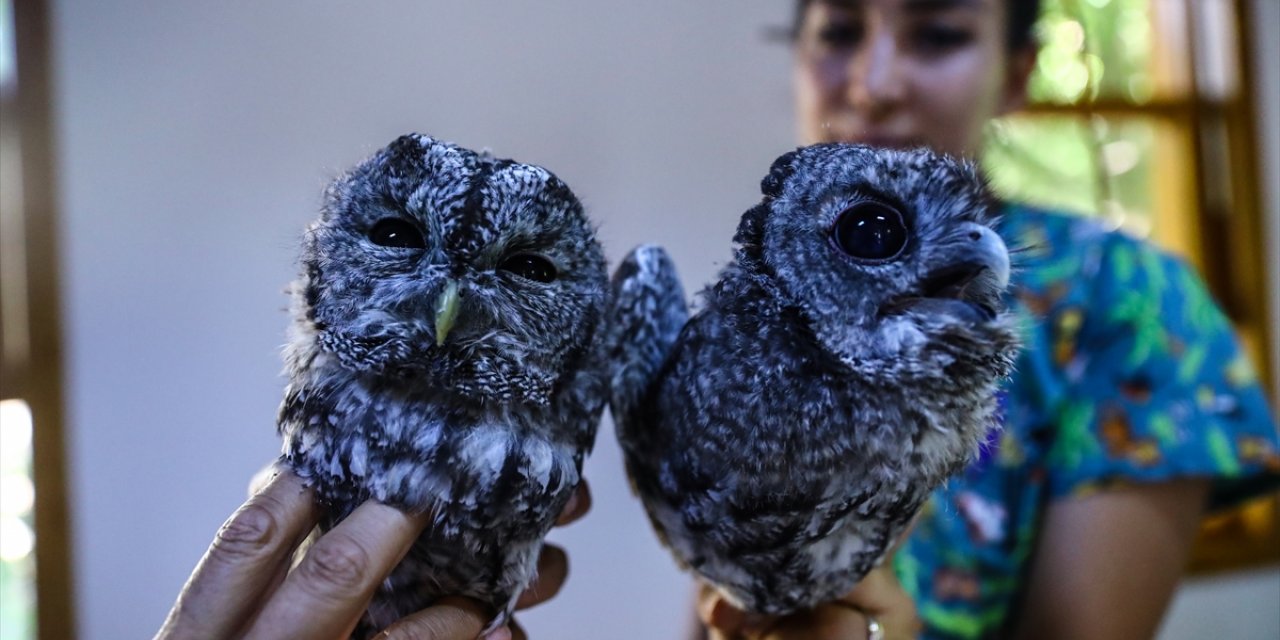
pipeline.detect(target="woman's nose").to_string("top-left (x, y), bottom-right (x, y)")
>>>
top-left (848, 33), bottom-right (907, 117)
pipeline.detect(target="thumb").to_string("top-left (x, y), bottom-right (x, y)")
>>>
top-left (374, 596), bottom-right (492, 640)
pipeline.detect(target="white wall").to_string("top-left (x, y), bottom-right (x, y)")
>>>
top-left (50, 2), bottom-right (793, 638)
top-left (48, 2), bottom-right (1280, 639)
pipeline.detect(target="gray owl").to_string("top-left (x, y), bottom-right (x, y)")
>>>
top-left (608, 143), bottom-right (1020, 615)
top-left (277, 133), bottom-right (608, 637)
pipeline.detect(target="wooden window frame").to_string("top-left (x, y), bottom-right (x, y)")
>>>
top-left (3, 0), bottom-right (76, 637)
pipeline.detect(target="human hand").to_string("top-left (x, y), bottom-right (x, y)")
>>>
top-left (695, 563), bottom-right (920, 640)
top-left (156, 465), bottom-right (591, 640)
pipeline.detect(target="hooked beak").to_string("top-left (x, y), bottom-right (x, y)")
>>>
top-left (434, 279), bottom-right (461, 346)
top-left (880, 223), bottom-right (1010, 323)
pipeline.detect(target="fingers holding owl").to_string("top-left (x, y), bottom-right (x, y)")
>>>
top-left (695, 533), bottom-right (921, 640)
top-left (157, 466), bottom-right (590, 640)
top-left (696, 562), bottom-right (921, 640)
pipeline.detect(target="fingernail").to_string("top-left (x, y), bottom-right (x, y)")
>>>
top-left (481, 627), bottom-right (512, 640)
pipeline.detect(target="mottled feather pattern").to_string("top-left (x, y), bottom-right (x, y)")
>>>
top-left (277, 134), bottom-right (608, 638)
top-left (607, 246), bottom-right (689, 414)
top-left (609, 144), bottom-right (1021, 614)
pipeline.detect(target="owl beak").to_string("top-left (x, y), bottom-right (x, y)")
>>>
top-left (880, 224), bottom-right (1010, 323)
top-left (434, 279), bottom-right (461, 346)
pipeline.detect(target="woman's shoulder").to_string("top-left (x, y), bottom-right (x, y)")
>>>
top-left (999, 200), bottom-right (1138, 250)
top-left (997, 202), bottom-right (1184, 303)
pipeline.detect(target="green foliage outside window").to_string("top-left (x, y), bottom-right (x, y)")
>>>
top-left (0, 400), bottom-right (36, 640)
top-left (984, 0), bottom-right (1165, 238)
top-left (1030, 0), bottom-right (1156, 105)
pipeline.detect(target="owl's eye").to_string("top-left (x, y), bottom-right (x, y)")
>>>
top-left (831, 201), bottom-right (908, 261)
top-left (369, 218), bottom-right (425, 249)
top-left (500, 254), bottom-right (557, 283)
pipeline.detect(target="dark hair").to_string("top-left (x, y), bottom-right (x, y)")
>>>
top-left (789, 0), bottom-right (1043, 51)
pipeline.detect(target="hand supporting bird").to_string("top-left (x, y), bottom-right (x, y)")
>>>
top-left (695, 530), bottom-right (922, 640)
top-left (156, 466), bottom-right (592, 640)
top-left (697, 564), bottom-right (920, 640)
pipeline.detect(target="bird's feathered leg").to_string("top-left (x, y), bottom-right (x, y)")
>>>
top-left (605, 245), bottom-right (688, 431)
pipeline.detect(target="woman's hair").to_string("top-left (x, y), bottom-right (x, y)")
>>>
top-left (789, 0), bottom-right (1043, 51)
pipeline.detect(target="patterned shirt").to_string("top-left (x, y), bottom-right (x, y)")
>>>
top-left (893, 204), bottom-right (1280, 639)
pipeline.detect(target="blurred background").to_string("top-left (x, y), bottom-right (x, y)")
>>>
top-left (0, 0), bottom-right (1276, 638)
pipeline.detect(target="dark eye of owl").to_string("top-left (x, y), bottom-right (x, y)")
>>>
top-left (831, 201), bottom-right (908, 261)
top-left (369, 218), bottom-right (426, 250)
top-left (500, 254), bottom-right (557, 283)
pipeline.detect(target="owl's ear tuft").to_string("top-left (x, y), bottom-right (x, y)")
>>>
top-left (760, 149), bottom-right (800, 198)
top-left (733, 203), bottom-right (769, 248)
top-left (371, 135), bottom-right (430, 184)
top-left (395, 132), bottom-right (435, 148)
top-left (541, 174), bottom-right (579, 209)
top-left (387, 133), bottom-right (429, 158)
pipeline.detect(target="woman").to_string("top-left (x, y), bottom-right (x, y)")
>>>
top-left (698, 1), bottom-right (1280, 638)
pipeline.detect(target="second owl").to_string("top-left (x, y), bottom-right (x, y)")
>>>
top-left (609, 143), bottom-right (1021, 614)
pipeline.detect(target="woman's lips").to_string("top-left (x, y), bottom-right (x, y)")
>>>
top-left (822, 127), bottom-right (921, 149)
top-left (856, 135), bottom-right (922, 150)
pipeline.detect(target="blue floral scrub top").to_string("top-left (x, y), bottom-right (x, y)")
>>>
top-left (893, 204), bottom-right (1280, 639)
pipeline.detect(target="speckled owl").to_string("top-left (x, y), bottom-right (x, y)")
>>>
top-left (608, 143), bottom-right (1021, 614)
top-left (277, 134), bottom-right (608, 637)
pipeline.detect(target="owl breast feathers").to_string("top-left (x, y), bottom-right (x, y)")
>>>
top-left (276, 134), bottom-right (608, 637)
top-left (608, 143), bottom-right (1021, 614)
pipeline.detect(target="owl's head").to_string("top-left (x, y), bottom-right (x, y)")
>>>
top-left (737, 143), bottom-right (1018, 374)
top-left (295, 134), bottom-right (607, 404)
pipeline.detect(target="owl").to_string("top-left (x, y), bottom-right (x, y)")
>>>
top-left (277, 134), bottom-right (608, 637)
top-left (608, 143), bottom-right (1020, 614)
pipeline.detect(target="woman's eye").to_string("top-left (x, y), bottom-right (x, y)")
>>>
top-left (831, 201), bottom-right (909, 262)
top-left (817, 23), bottom-right (863, 49)
top-left (499, 254), bottom-right (557, 283)
top-left (368, 218), bottom-right (426, 249)
top-left (912, 24), bottom-right (974, 54)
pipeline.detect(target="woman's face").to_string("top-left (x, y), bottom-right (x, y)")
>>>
top-left (794, 0), bottom-right (1032, 157)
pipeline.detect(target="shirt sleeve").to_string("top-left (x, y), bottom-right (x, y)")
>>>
top-left (1043, 231), bottom-right (1280, 508)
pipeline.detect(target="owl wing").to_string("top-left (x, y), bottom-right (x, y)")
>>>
top-left (605, 245), bottom-right (688, 439)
